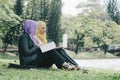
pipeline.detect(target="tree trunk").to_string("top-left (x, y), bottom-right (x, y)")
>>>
top-left (3, 43), bottom-right (8, 53)
top-left (75, 44), bottom-right (79, 54)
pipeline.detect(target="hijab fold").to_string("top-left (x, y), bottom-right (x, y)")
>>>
top-left (23, 20), bottom-right (38, 45)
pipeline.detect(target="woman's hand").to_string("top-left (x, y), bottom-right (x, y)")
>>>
top-left (56, 44), bottom-right (63, 49)
top-left (37, 44), bottom-right (43, 48)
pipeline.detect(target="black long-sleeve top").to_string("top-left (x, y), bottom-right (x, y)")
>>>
top-left (18, 33), bottom-right (41, 65)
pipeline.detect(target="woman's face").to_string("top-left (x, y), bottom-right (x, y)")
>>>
top-left (41, 26), bottom-right (47, 34)
top-left (35, 21), bottom-right (47, 35)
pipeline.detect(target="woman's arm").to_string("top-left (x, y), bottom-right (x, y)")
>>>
top-left (19, 34), bottom-right (40, 56)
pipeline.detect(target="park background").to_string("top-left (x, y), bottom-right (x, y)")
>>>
top-left (0, 0), bottom-right (120, 80)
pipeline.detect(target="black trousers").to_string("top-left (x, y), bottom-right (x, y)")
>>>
top-left (28, 48), bottom-right (78, 69)
top-left (56, 48), bottom-right (78, 66)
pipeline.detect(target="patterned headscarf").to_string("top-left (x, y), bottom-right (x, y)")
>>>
top-left (23, 20), bottom-right (38, 45)
top-left (35, 21), bottom-right (47, 44)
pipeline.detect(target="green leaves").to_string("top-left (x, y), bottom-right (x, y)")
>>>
top-left (107, 0), bottom-right (120, 25)
top-left (61, 0), bottom-right (120, 52)
top-left (0, 1), bottom-right (23, 52)
top-left (47, 0), bottom-right (62, 45)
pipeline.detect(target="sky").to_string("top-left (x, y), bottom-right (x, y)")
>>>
top-left (61, 0), bottom-right (104, 16)
top-left (61, 0), bottom-right (87, 16)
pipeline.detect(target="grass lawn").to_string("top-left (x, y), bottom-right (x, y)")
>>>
top-left (65, 50), bottom-right (119, 59)
top-left (0, 62), bottom-right (120, 80)
top-left (0, 67), bottom-right (120, 80)
top-left (0, 51), bottom-right (120, 80)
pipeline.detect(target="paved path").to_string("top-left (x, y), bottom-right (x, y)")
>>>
top-left (75, 59), bottom-right (120, 70)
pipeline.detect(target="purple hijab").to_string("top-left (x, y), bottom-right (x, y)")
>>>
top-left (23, 20), bottom-right (38, 45)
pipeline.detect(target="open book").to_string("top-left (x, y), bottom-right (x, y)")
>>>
top-left (40, 42), bottom-right (56, 53)
top-left (40, 34), bottom-right (68, 53)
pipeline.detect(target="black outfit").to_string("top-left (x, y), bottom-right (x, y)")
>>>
top-left (56, 48), bottom-right (78, 66)
top-left (19, 32), bottom-right (78, 69)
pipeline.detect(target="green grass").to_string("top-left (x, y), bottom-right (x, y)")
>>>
top-left (0, 51), bottom-right (120, 80)
top-left (66, 50), bottom-right (119, 59)
top-left (0, 52), bottom-right (18, 60)
top-left (0, 64), bottom-right (120, 80)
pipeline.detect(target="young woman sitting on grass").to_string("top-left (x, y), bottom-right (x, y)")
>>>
top-left (18, 20), bottom-right (80, 71)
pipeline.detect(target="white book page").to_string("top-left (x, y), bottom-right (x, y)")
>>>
top-left (62, 34), bottom-right (68, 48)
top-left (40, 42), bottom-right (56, 53)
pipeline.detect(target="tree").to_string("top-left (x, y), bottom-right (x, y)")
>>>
top-left (106, 0), bottom-right (120, 24)
top-left (24, 0), bottom-right (50, 21)
top-left (2, 24), bottom-right (22, 53)
top-left (0, 1), bottom-right (22, 53)
top-left (14, 0), bottom-right (23, 16)
top-left (39, 0), bottom-right (50, 21)
top-left (47, 0), bottom-right (62, 45)
top-left (73, 15), bottom-right (103, 53)
top-left (66, 0), bottom-right (107, 53)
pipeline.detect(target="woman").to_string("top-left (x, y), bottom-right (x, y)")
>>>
top-left (19, 20), bottom-right (76, 70)
top-left (35, 21), bottom-right (80, 70)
